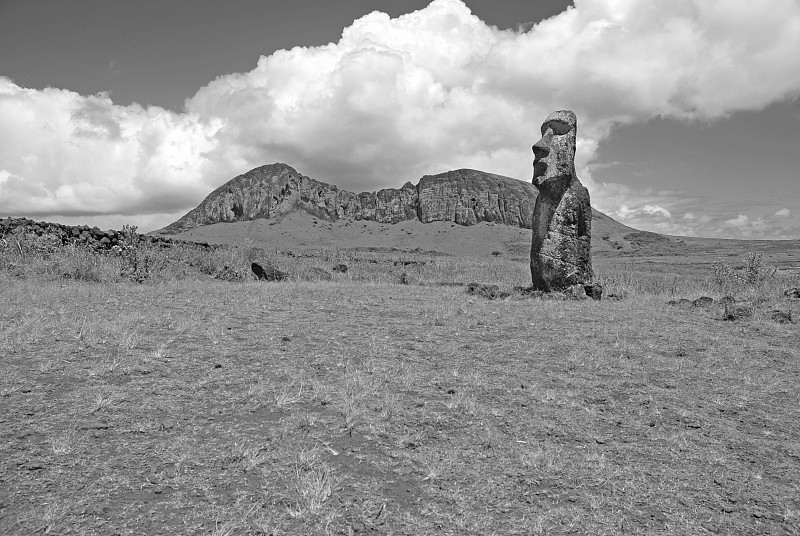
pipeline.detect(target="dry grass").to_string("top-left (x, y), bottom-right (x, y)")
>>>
top-left (0, 241), bottom-right (798, 535)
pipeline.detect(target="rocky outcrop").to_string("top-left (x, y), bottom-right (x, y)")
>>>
top-left (417, 169), bottom-right (534, 227)
top-left (158, 163), bottom-right (538, 234)
top-left (0, 216), bottom-right (197, 250)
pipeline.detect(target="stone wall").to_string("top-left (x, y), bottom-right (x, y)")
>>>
top-left (0, 217), bottom-right (206, 250)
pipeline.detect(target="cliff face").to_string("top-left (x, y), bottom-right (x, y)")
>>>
top-left (417, 169), bottom-right (534, 227)
top-left (159, 163), bottom-right (538, 234)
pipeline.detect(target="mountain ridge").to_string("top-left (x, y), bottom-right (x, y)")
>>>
top-left (156, 163), bottom-right (552, 234)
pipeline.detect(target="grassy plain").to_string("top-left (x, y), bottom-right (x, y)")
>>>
top-left (1, 229), bottom-right (799, 535)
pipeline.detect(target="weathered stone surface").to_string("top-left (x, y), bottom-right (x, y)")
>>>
top-left (692, 296), bottom-right (714, 307)
top-left (584, 283), bottom-right (603, 301)
top-left (158, 163), bottom-right (538, 234)
top-left (417, 169), bottom-right (534, 226)
top-left (251, 262), bottom-right (287, 281)
top-left (530, 110), bottom-right (593, 291)
top-left (0, 217), bottom-right (200, 251)
top-left (466, 282), bottom-right (510, 300)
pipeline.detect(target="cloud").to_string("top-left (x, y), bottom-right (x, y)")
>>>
top-left (724, 214), bottom-right (750, 228)
top-left (2, 0), bottom-right (800, 234)
top-left (0, 80), bottom-right (226, 221)
top-left (774, 208), bottom-right (792, 218)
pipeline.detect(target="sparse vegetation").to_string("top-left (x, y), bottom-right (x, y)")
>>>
top-left (0, 233), bottom-right (798, 535)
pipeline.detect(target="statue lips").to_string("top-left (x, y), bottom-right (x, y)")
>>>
top-left (533, 159), bottom-right (548, 181)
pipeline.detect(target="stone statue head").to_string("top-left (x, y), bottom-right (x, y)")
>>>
top-left (532, 110), bottom-right (577, 189)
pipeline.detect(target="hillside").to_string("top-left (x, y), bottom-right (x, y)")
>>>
top-left (157, 164), bottom-right (541, 234)
top-left (154, 163), bottom-right (638, 254)
top-left (152, 163), bottom-right (800, 274)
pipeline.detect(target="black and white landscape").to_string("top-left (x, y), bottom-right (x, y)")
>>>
top-left (1, 1), bottom-right (799, 535)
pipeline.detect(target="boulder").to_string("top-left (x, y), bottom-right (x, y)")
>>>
top-left (251, 262), bottom-right (287, 281)
top-left (529, 111), bottom-right (593, 291)
top-left (567, 284), bottom-right (588, 300)
top-left (692, 296), bottom-right (714, 307)
top-left (770, 310), bottom-right (792, 323)
top-left (466, 282), bottom-right (509, 300)
top-left (584, 283), bottom-right (603, 301)
top-left (667, 299), bottom-right (693, 307)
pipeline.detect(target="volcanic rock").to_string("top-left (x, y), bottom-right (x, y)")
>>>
top-left (0, 217), bottom-right (204, 252)
top-left (584, 283), bottom-right (603, 300)
top-left (157, 164), bottom-right (538, 234)
top-left (529, 111), bottom-right (593, 291)
top-left (251, 262), bottom-right (287, 282)
top-left (770, 309), bottom-right (792, 323)
top-left (692, 296), bottom-right (714, 307)
top-left (417, 169), bottom-right (534, 226)
top-left (466, 282), bottom-right (509, 300)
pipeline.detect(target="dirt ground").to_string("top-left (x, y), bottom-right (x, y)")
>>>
top-left (1, 274), bottom-right (798, 535)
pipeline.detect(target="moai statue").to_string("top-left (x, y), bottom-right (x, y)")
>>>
top-left (530, 110), bottom-right (593, 292)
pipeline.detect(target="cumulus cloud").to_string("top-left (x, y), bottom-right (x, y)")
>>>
top-left (0, 80), bottom-right (228, 225)
top-left (2, 0), bottom-right (800, 233)
top-left (774, 208), bottom-right (792, 218)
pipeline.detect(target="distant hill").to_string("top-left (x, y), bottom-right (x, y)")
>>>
top-left (152, 163), bottom-right (800, 271)
top-left (155, 162), bottom-right (634, 243)
top-left (158, 163), bottom-right (547, 234)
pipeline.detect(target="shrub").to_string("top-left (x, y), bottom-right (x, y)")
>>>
top-left (712, 251), bottom-right (777, 299)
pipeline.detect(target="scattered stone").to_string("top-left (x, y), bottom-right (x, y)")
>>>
top-left (159, 418), bottom-right (177, 431)
top-left (332, 264), bottom-right (348, 273)
top-left (251, 262), bottom-right (287, 281)
top-left (530, 110), bottom-right (593, 291)
top-left (584, 283), bottom-right (603, 300)
top-left (667, 298), bottom-right (693, 307)
top-left (567, 284), bottom-right (588, 300)
top-left (692, 296), bottom-right (714, 307)
top-left (513, 286), bottom-right (544, 298)
top-left (491, 251), bottom-right (502, 256)
top-left (770, 310), bottom-right (792, 324)
top-left (784, 288), bottom-right (800, 299)
top-left (466, 283), bottom-right (509, 300)
top-left (80, 420), bottom-right (109, 430)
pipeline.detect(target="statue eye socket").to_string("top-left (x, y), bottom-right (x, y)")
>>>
top-left (542, 120), bottom-right (571, 136)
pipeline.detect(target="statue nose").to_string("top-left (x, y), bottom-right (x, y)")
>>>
top-left (532, 141), bottom-right (549, 159)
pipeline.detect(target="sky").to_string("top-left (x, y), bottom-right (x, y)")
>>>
top-left (1, 0), bottom-right (799, 239)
